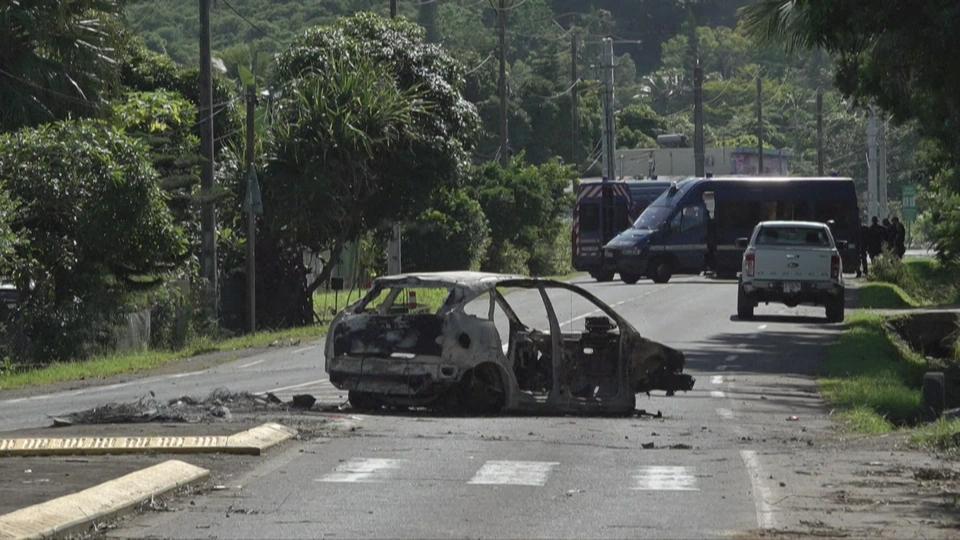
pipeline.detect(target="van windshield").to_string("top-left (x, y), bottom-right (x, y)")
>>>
top-left (633, 205), bottom-right (672, 229)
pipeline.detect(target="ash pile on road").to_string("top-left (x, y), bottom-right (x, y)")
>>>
top-left (50, 388), bottom-right (287, 426)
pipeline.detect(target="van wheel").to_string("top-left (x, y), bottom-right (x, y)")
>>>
top-left (826, 295), bottom-right (845, 323)
top-left (348, 390), bottom-right (381, 411)
top-left (591, 271), bottom-right (615, 282)
top-left (459, 364), bottom-right (505, 415)
top-left (649, 259), bottom-right (673, 283)
top-left (621, 273), bottom-right (641, 284)
top-left (737, 286), bottom-right (754, 319)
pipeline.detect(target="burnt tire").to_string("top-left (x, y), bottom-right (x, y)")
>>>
top-left (348, 390), bottom-right (381, 411)
top-left (459, 364), bottom-right (505, 415)
top-left (649, 258), bottom-right (673, 283)
top-left (591, 271), bottom-right (615, 282)
top-left (621, 273), bottom-right (641, 284)
top-left (737, 285), bottom-right (754, 320)
top-left (826, 295), bottom-right (845, 323)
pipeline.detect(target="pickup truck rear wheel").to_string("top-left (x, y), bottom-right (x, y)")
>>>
top-left (737, 285), bottom-right (754, 319)
top-left (348, 390), bottom-right (381, 411)
top-left (826, 295), bottom-right (845, 323)
top-left (649, 258), bottom-right (673, 283)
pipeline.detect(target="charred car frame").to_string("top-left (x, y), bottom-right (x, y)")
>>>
top-left (324, 272), bottom-right (694, 414)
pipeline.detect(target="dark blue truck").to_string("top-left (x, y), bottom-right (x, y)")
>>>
top-left (602, 176), bottom-right (860, 284)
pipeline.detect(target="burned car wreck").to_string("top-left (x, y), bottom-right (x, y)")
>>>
top-left (324, 272), bottom-right (694, 414)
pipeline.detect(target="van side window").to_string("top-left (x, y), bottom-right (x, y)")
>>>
top-left (679, 205), bottom-right (706, 232)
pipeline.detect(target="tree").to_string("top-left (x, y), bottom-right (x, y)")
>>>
top-left (403, 189), bottom-right (491, 273)
top-left (0, 120), bottom-right (187, 362)
top-left (472, 156), bottom-right (575, 275)
top-left (263, 13), bottom-right (479, 322)
top-left (741, 0), bottom-right (960, 260)
top-left (0, 0), bottom-right (125, 131)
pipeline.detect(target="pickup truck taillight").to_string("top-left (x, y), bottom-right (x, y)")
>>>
top-left (745, 252), bottom-right (755, 277)
top-left (831, 254), bottom-right (841, 279)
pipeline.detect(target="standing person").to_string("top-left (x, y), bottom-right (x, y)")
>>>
top-left (867, 216), bottom-right (884, 262)
top-left (892, 216), bottom-right (907, 259)
top-left (881, 218), bottom-right (893, 253)
top-left (858, 221), bottom-right (870, 277)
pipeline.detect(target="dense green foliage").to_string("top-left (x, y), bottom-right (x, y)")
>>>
top-left (0, 120), bottom-right (186, 362)
top-left (742, 0), bottom-right (960, 261)
top-left (403, 189), bottom-right (491, 273)
top-left (472, 157), bottom-right (575, 275)
top-left (0, 0), bottom-right (126, 130)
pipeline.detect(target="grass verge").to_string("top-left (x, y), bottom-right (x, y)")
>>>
top-left (0, 324), bottom-right (327, 391)
top-left (821, 311), bottom-right (925, 431)
top-left (911, 418), bottom-right (960, 455)
top-left (857, 282), bottom-right (920, 309)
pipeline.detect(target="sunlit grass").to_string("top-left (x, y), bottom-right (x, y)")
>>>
top-left (857, 282), bottom-right (919, 309)
top-left (0, 324), bottom-right (327, 391)
top-left (911, 418), bottom-right (960, 454)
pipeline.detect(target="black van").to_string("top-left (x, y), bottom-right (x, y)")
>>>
top-left (602, 176), bottom-right (860, 284)
top-left (572, 179), bottom-right (672, 281)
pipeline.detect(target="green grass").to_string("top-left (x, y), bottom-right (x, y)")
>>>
top-left (0, 324), bottom-right (327, 391)
top-left (868, 256), bottom-right (959, 307)
top-left (821, 312), bottom-right (925, 430)
top-left (911, 418), bottom-right (960, 454)
top-left (835, 407), bottom-right (896, 434)
top-left (858, 282), bottom-right (920, 309)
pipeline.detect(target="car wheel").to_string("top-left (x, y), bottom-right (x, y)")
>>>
top-left (649, 258), bottom-right (673, 283)
top-left (459, 364), bottom-right (505, 415)
top-left (348, 390), bottom-right (381, 411)
top-left (620, 273), bottom-right (641, 284)
top-left (826, 294), bottom-right (845, 323)
top-left (737, 285), bottom-right (754, 320)
top-left (591, 271), bottom-right (615, 282)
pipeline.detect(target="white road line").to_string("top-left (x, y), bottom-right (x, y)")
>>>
top-left (716, 365), bottom-right (728, 371)
top-left (262, 378), bottom-right (329, 394)
top-left (716, 407), bottom-right (734, 419)
top-left (468, 460), bottom-right (558, 486)
top-left (757, 324), bottom-right (768, 330)
top-left (740, 450), bottom-right (777, 529)
top-left (724, 354), bottom-right (738, 362)
top-left (238, 359), bottom-right (266, 369)
top-left (632, 466), bottom-right (699, 491)
top-left (168, 371), bottom-right (206, 379)
top-left (710, 390), bottom-right (726, 398)
top-left (292, 346), bottom-right (316, 355)
top-left (559, 287), bottom-right (664, 327)
top-left (710, 375), bottom-right (724, 385)
top-left (317, 458), bottom-right (405, 483)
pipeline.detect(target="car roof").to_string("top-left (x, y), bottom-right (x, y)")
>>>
top-left (373, 271), bottom-right (527, 293)
top-left (756, 220), bottom-right (829, 228)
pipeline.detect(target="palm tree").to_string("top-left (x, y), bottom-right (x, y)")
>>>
top-left (0, 0), bottom-right (123, 131)
top-left (739, 1), bottom-right (823, 51)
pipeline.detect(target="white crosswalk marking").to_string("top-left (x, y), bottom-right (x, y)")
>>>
top-left (711, 375), bottom-right (724, 385)
top-left (317, 458), bottom-right (405, 483)
top-left (468, 460), bottom-right (559, 486)
top-left (710, 390), bottom-right (726, 398)
top-left (632, 466), bottom-right (699, 491)
top-left (716, 407), bottom-right (735, 419)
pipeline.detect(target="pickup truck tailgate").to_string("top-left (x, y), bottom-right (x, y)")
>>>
top-left (755, 247), bottom-right (833, 280)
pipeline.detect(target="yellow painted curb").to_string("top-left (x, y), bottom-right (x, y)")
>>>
top-left (0, 459), bottom-right (208, 540)
top-left (0, 422), bottom-right (297, 457)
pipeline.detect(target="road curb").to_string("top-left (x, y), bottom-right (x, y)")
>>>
top-left (0, 422), bottom-right (297, 457)
top-left (0, 459), bottom-right (208, 540)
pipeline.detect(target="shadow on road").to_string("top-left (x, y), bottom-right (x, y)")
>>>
top-left (684, 325), bottom-right (840, 376)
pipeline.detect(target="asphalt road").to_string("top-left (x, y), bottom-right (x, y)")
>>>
top-left (21, 274), bottom-right (859, 539)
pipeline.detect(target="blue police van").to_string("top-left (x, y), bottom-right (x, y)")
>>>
top-left (602, 176), bottom-right (860, 284)
top-left (572, 179), bottom-right (673, 281)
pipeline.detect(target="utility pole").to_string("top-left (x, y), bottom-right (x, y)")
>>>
top-left (816, 88), bottom-right (824, 175)
top-left (244, 85), bottom-right (257, 333)
top-left (570, 31), bottom-right (579, 169)
top-left (496, 0), bottom-right (509, 166)
top-left (390, 0), bottom-right (397, 18)
top-left (387, 0), bottom-right (402, 275)
top-left (866, 107), bottom-right (879, 219)
top-left (600, 37), bottom-right (616, 180)
top-left (418, 0), bottom-right (439, 42)
top-left (878, 116), bottom-right (888, 218)
top-left (198, 0), bottom-right (218, 320)
top-left (693, 58), bottom-right (705, 177)
top-left (756, 76), bottom-right (763, 175)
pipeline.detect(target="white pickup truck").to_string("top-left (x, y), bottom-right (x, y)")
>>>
top-left (737, 221), bottom-right (845, 322)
